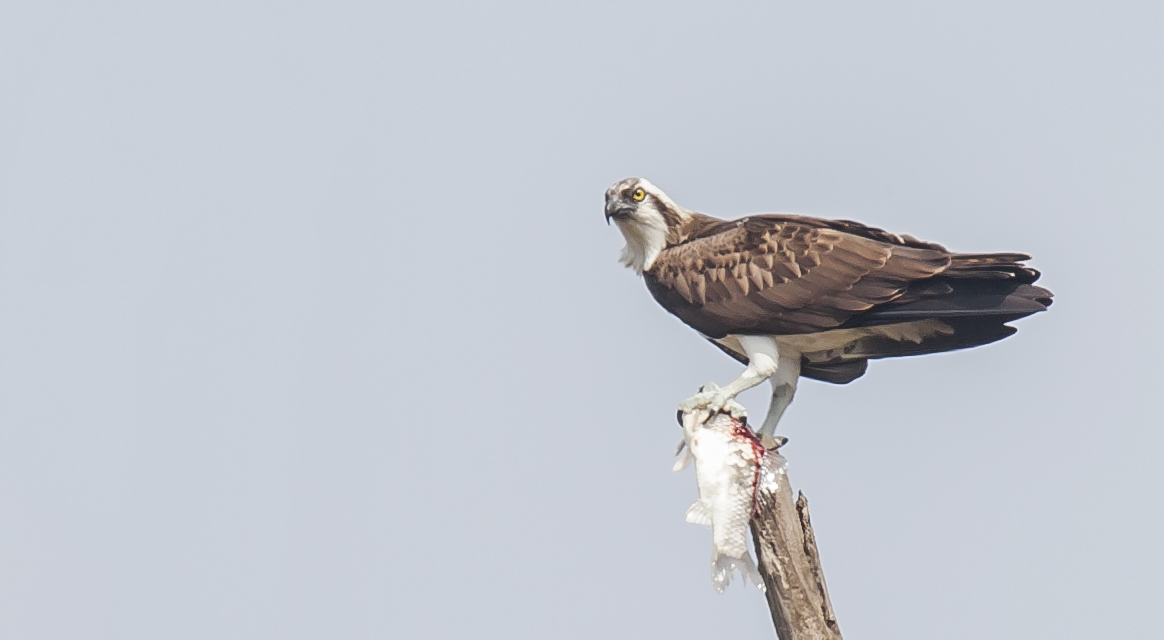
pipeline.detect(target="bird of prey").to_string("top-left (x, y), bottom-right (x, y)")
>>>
top-left (605, 178), bottom-right (1052, 436)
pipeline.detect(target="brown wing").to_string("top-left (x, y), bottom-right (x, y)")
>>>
top-left (644, 216), bottom-right (953, 338)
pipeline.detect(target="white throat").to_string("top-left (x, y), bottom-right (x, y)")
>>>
top-left (614, 212), bottom-right (668, 274)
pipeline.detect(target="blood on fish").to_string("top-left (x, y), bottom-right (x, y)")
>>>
top-left (730, 422), bottom-right (767, 516)
top-left (678, 412), bottom-right (768, 592)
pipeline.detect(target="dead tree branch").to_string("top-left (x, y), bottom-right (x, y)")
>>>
top-left (750, 437), bottom-right (842, 640)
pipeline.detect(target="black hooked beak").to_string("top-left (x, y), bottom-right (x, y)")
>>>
top-left (605, 200), bottom-right (635, 224)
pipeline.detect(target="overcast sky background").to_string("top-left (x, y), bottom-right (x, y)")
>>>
top-left (2, 2), bottom-right (1162, 638)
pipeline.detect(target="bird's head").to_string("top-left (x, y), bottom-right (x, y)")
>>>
top-left (605, 177), bottom-right (690, 273)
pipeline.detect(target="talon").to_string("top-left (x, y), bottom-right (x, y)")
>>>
top-left (679, 383), bottom-right (747, 425)
top-left (723, 399), bottom-right (748, 420)
top-left (760, 434), bottom-right (788, 450)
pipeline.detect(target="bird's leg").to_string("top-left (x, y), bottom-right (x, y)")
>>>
top-left (756, 353), bottom-right (801, 438)
top-left (679, 336), bottom-right (781, 422)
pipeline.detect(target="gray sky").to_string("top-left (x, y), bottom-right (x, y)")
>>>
top-left (2, 1), bottom-right (1161, 638)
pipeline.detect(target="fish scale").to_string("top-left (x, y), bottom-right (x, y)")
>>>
top-left (674, 411), bottom-right (784, 593)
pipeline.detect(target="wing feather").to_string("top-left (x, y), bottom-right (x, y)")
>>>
top-left (673, 272), bottom-right (693, 303)
top-left (645, 217), bottom-right (953, 337)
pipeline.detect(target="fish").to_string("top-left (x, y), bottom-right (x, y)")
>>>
top-left (674, 409), bottom-right (785, 592)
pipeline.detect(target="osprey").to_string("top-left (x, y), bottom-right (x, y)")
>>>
top-left (606, 177), bottom-right (1053, 436)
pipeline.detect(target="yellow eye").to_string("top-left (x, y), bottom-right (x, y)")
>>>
top-left (632, 188), bottom-right (646, 201)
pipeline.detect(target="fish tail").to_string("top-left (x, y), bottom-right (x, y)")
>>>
top-left (711, 551), bottom-right (765, 593)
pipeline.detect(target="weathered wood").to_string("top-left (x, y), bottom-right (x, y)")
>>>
top-left (750, 441), bottom-right (842, 640)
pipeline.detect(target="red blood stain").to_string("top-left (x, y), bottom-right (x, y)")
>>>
top-left (731, 421), bottom-right (767, 516)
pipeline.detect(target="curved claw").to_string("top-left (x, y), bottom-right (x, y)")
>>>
top-left (721, 398), bottom-right (748, 420)
top-left (679, 382), bottom-right (748, 423)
